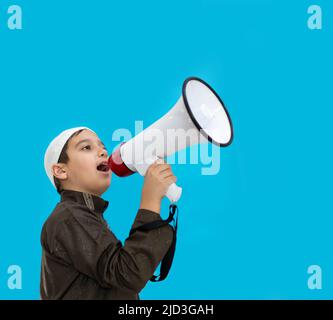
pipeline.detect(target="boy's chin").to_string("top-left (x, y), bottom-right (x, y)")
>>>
top-left (96, 181), bottom-right (111, 196)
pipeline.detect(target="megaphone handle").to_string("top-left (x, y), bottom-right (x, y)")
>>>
top-left (134, 156), bottom-right (182, 203)
top-left (166, 183), bottom-right (183, 203)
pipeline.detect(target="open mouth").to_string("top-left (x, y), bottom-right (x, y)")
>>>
top-left (96, 162), bottom-right (110, 172)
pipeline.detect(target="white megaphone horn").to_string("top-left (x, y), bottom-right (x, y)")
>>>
top-left (108, 77), bottom-right (233, 203)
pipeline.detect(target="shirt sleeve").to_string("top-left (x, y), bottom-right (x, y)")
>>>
top-left (52, 208), bottom-right (174, 293)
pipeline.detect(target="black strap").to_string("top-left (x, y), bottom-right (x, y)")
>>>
top-left (129, 204), bottom-right (179, 282)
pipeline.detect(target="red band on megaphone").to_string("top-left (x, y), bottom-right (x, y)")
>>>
top-left (108, 146), bottom-right (135, 177)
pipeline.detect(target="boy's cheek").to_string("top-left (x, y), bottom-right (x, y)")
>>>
top-left (76, 160), bottom-right (95, 172)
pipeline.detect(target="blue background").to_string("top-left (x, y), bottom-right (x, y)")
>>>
top-left (0, 0), bottom-right (332, 299)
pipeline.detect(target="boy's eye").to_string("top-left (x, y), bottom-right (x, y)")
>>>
top-left (81, 145), bottom-right (107, 151)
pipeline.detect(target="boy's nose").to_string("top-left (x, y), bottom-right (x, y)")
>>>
top-left (99, 150), bottom-right (107, 158)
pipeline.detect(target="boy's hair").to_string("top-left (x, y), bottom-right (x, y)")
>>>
top-left (54, 129), bottom-right (85, 194)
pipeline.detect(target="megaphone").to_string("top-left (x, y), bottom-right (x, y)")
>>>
top-left (108, 77), bottom-right (233, 202)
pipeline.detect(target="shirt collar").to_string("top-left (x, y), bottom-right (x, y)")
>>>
top-left (60, 189), bottom-right (109, 214)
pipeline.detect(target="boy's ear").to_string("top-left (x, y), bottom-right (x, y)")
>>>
top-left (52, 163), bottom-right (68, 181)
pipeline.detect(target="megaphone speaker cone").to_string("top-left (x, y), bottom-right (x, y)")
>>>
top-left (182, 77), bottom-right (233, 147)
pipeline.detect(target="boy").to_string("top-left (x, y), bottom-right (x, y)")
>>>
top-left (41, 126), bottom-right (176, 299)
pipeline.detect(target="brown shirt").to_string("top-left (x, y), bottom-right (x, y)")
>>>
top-left (40, 189), bottom-right (174, 300)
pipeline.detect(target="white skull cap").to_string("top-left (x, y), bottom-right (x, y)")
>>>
top-left (44, 127), bottom-right (96, 189)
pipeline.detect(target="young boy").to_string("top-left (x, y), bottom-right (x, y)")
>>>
top-left (41, 126), bottom-right (176, 300)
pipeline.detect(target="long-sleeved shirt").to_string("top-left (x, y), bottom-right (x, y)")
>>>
top-left (40, 189), bottom-right (174, 300)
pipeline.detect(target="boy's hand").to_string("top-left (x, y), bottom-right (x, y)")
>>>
top-left (139, 159), bottom-right (177, 214)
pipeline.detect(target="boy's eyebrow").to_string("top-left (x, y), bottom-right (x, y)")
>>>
top-left (75, 139), bottom-right (106, 149)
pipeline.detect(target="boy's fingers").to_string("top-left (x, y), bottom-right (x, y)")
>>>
top-left (147, 159), bottom-right (163, 173)
top-left (147, 159), bottom-right (170, 176)
top-left (149, 160), bottom-right (169, 172)
top-left (159, 170), bottom-right (174, 179)
top-left (156, 164), bottom-right (171, 174)
top-left (164, 176), bottom-right (177, 186)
